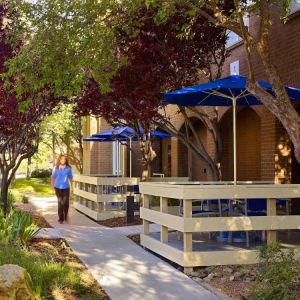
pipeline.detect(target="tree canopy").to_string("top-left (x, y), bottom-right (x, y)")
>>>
top-left (0, 1), bottom-right (61, 214)
top-left (73, 2), bottom-right (228, 179)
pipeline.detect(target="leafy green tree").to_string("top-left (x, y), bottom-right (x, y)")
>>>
top-left (39, 104), bottom-right (83, 173)
top-left (6, 0), bottom-right (124, 98)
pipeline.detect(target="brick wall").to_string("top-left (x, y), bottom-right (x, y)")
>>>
top-left (82, 116), bottom-right (113, 175)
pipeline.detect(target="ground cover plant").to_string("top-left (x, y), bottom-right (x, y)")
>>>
top-left (0, 209), bottom-right (40, 246)
top-left (251, 243), bottom-right (300, 300)
top-left (0, 239), bottom-right (109, 299)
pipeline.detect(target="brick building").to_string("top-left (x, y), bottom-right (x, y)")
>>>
top-left (82, 3), bottom-right (300, 187)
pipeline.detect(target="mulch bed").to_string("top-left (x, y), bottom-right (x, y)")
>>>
top-left (14, 202), bottom-right (53, 228)
top-left (30, 210), bottom-right (52, 228)
top-left (28, 238), bottom-right (110, 300)
top-left (97, 216), bottom-right (142, 228)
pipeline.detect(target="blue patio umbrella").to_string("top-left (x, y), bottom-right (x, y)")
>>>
top-left (92, 126), bottom-right (135, 140)
top-left (84, 126), bottom-right (171, 177)
top-left (92, 126), bottom-right (171, 140)
top-left (164, 75), bottom-right (300, 184)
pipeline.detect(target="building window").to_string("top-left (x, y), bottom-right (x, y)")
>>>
top-left (230, 60), bottom-right (240, 75)
top-left (112, 141), bottom-right (121, 175)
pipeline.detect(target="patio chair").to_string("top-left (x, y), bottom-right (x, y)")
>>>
top-left (276, 198), bottom-right (290, 215)
top-left (240, 198), bottom-right (290, 247)
top-left (177, 199), bottom-right (224, 240)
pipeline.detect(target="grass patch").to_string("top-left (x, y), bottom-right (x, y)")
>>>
top-left (11, 178), bottom-right (55, 196)
top-left (0, 241), bottom-right (108, 299)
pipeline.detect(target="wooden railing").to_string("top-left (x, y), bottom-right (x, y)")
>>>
top-left (139, 182), bottom-right (300, 272)
top-left (73, 174), bottom-right (139, 221)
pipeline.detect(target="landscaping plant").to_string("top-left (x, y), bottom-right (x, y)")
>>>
top-left (251, 243), bottom-right (300, 300)
top-left (0, 210), bottom-right (40, 246)
top-left (0, 245), bottom-right (86, 299)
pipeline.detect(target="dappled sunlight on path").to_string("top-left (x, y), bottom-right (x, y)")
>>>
top-left (31, 195), bottom-right (220, 300)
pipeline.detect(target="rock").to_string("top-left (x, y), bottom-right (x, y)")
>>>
top-left (190, 271), bottom-right (201, 277)
top-left (254, 266), bottom-right (262, 273)
top-left (223, 267), bottom-right (234, 274)
top-left (0, 264), bottom-right (35, 300)
top-left (192, 277), bottom-right (203, 284)
top-left (233, 271), bottom-right (243, 279)
top-left (229, 275), bottom-right (235, 281)
top-left (213, 272), bottom-right (221, 278)
top-left (196, 270), bottom-right (209, 278)
top-left (220, 277), bottom-right (227, 283)
top-left (205, 266), bottom-right (214, 273)
top-left (203, 273), bottom-right (214, 282)
top-left (245, 277), bottom-right (254, 283)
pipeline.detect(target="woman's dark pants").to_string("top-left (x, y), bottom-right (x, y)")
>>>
top-left (55, 188), bottom-right (70, 221)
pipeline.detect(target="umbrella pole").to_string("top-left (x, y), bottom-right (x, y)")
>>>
top-left (117, 141), bottom-right (119, 177)
top-left (233, 99), bottom-right (237, 185)
top-left (130, 137), bottom-right (132, 178)
top-left (122, 143), bottom-right (125, 177)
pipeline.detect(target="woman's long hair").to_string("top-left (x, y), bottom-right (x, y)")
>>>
top-left (55, 154), bottom-right (71, 169)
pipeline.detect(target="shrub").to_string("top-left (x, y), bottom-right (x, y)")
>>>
top-left (251, 243), bottom-right (300, 300)
top-left (0, 210), bottom-right (40, 246)
top-left (22, 194), bottom-right (29, 204)
top-left (9, 189), bottom-right (23, 203)
top-left (31, 168), bottom-right (52, 178)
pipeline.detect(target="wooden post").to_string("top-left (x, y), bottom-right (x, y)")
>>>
top-left (160, 197), bottom-right (168, 243)
top-left (143, 195), bottom-right (150, 235)
top-left (183, 200), bottom-right (193, 273)
top-left (183, 200), bottom-right (192, 251)
top-left (267, 198), bottom-right (277, 244)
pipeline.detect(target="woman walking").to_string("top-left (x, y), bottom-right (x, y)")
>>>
top-left (51, 155), bottom-right (73, 224)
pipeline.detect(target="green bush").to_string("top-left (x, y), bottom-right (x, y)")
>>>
top-left (0, 246), bottom-right (85, 299)
top-left (0, 210), bottom-right (40, 246)
top-left (31, 168), bottom-right (52, 178)
top-left (251, 243), bottom-right (300, 300)
top-left (22, 194), bottom-right (29, 204)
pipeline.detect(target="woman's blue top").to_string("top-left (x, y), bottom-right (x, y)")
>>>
top-left (51, 166), bottom-right (73, 189)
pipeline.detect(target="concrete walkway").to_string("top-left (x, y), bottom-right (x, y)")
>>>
top-left (31, 196), bottom-right (220, 300)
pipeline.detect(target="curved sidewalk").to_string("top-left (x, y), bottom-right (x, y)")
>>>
top-left (31, 196), bottom-right (220, 300)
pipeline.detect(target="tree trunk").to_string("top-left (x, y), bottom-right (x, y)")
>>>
top-left (139, 138), bottom-right (156, 181)
top-left (1, 173), bottom-right (9, 216)
top-left (26, 157), bottom-right (31, 179)
top-left (141, 162), bottom-right (151, 182)
top-left (245, 43), bottom-right (300, 165)
top-left (52, 133), bottom-right (56, 166)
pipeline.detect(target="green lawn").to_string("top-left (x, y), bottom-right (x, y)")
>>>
top-left (11, 178), bottom-right (55, 196)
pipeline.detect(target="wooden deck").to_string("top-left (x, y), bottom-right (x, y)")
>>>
top-left (139, 182), bottom-right (300, 272)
